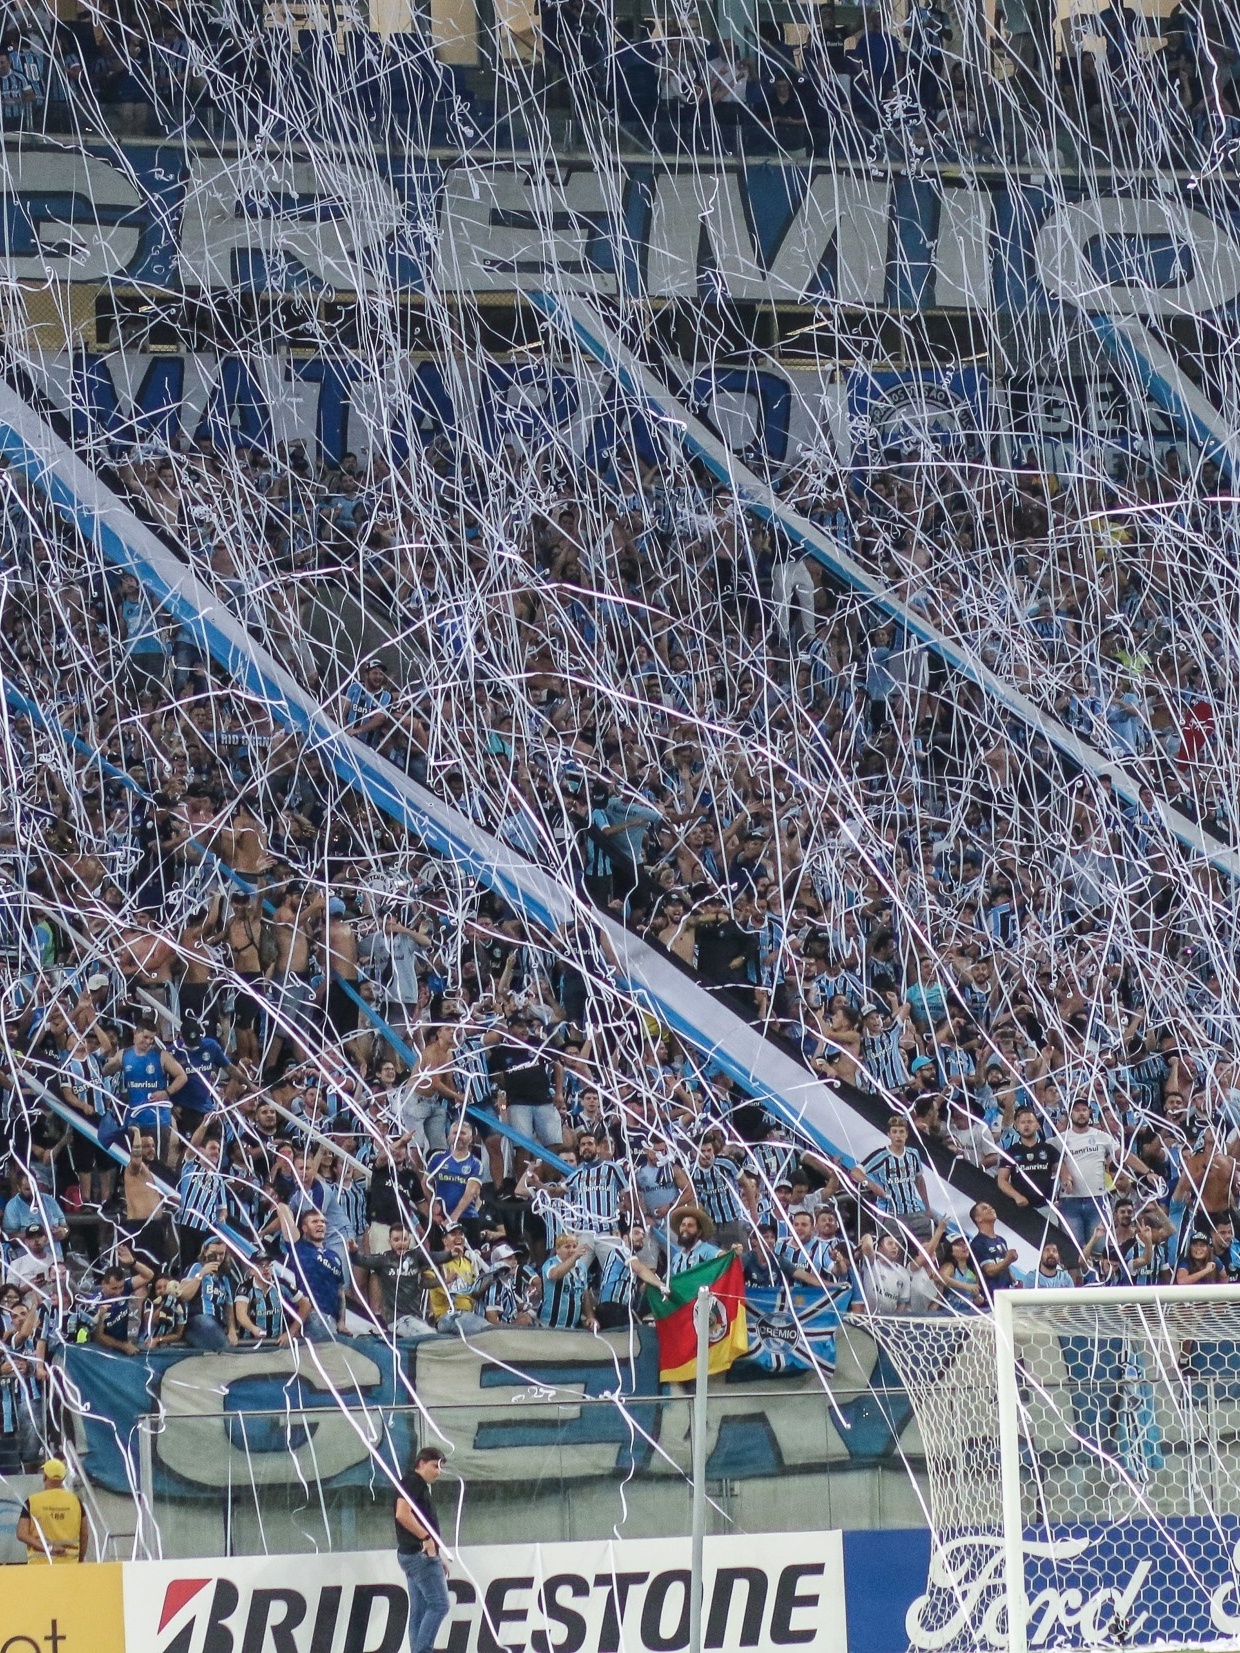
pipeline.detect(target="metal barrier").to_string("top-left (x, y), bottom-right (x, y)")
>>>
top-left (118, 1390), bottom-right (928, 1559)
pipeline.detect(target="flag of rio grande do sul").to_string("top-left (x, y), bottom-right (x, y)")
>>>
top-left (646, 1252), bottom-right (748, 1382)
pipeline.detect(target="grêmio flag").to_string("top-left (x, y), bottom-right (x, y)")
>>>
top-left (645, 1252), bottom-right (748, 1383)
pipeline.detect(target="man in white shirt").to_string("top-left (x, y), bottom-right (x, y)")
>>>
top-left (708, 38), bottom-right (748, 103)
top-left (770, 533), bottom-right (817, 648)
top-left (1056, 1098), bottom-right (1133, 1248)
top-left (7, 1227), bottom-right (55, 1295)
top-left (943, 1095), bottom-right (1000, 1171)
top-left (854, 1231), bottom-right (912, 1314)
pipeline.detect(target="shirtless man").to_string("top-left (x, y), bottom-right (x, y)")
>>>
top-left (266, 881), bottom-right (321, 1075)
top-left (121, 1130), bottom-right (177, 1265)
top-left (1175, 1127), bottom-right (1240, 1238)
top-left (116, 924), bottom-right (175, 1024)
top-left (176, 900), bottom-right (221, 1038)
top-left (59, 832), bottom-right (108, 910)
top-left (397, 1021), bottom-right (465, 1160)
top-left (81, 883), bottom-right (124, 952)
top-left (655, 896), bottom-right (696, 966)
top-left (208, 892), bottom-right (265, 1065)
top-left (219, 801), bottom-right (272, 884)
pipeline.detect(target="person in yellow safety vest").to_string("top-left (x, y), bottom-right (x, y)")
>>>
top-left (15, 1458), bottom-right (90, 1563)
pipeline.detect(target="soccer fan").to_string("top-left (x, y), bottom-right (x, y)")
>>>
top-left (854, 1117), bottom-right (936, 1243)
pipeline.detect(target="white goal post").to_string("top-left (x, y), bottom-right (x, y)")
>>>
top-left (872, 1285), bottom-right (1240, 1653)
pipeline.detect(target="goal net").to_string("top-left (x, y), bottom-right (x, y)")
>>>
top-left (872, 1287), bottom-right (1240, 1653)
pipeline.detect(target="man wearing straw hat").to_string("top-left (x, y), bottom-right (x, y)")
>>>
top-left (631, 1205), bottom-right (732, 1292)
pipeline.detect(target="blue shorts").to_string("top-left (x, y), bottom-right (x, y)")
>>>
top-left (127, 1103), bottom-right (172, 1130)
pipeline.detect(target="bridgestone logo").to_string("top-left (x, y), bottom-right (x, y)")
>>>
top-left (156, 1564), bottom-right (827, 1653)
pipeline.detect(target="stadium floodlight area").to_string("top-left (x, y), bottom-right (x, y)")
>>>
top-left (875, 1287), bottom-right (1240, 1653)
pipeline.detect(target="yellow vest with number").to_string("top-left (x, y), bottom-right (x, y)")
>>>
top-left (24, 1486), bottom-right (83, 1563)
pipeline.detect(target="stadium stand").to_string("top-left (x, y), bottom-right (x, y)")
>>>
top-left (0, 0), bottom-right (1238, 1585)
top-left (0, 309), bottom-right (1231, 1472)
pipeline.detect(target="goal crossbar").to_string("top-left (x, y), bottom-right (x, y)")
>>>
top-left (997, 1286), bottom-right (1240, 1310)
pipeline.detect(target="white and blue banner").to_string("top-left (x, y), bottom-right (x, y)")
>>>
top-left (21, 344), bottom-right (1176, 480)
top-left (61, 1323), bottom-right (917, 1499)
top-left (846, 367), bottom-right (989, 470)
top-left (28, 344), bottom-right (851, 471)
top-left (736, 1283), bottom-right (853, 1377)
top-left (5, 145), bottom-right (1240, 319)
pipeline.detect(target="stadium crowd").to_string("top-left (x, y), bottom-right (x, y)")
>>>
top-left (0, 0), bottom-right (1235, 169)
top-left (1, 370), bottom-right (1239, 1481)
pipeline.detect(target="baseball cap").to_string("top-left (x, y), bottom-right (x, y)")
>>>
top-left (42, 1458), bottom-right (67, 1481)
top-left (24, 1223), bottom-right (45, 1237)
top-left (328, 898), bottom-right (347, 917)
top-left (491, 1243), bottom-right (517, 1261)
top-left (86, 972), bottom-right (110, 991)
top-left (910, 1056), bottom-right (935, 1074)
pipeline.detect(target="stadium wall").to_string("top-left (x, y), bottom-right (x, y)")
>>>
top-left (38, 1331), bottom-right (925, 1556)
top-left (59, 1336), bottom-right (918, 1498)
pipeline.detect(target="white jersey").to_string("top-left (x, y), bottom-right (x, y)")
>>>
top-left (858, 1252), bottom-right (912, 1315)
top-left (945, 1115), bottom-right (999, 1169)
top-left (1031, 1266), bottom-right (1076, 1289)
top-left (1057, 1126), bottom-right (1117, 1197)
